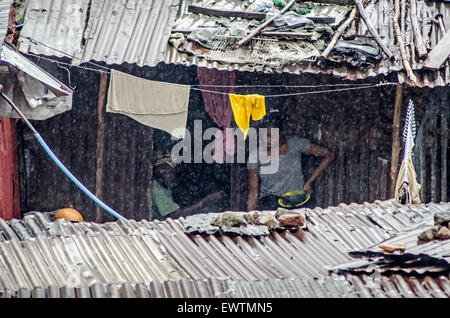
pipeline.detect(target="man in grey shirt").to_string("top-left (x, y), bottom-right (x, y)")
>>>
top-left (247, 113), bottom-right (335, 211)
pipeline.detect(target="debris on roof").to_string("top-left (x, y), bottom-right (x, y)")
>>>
top-left (165, 0), bottom-right (450, 87)
top-left (184, 209), bottom-right (307, 236)
top-left (419, 212), bottom-right (450, 242)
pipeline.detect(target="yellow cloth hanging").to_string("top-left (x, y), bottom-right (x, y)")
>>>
top-left (395, 156), bottom-right (422, 204)
top-left (229, 94), bottom-right (266, 139)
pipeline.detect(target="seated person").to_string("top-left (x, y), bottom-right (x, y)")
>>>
top-left (247, 112), bottom-right (335, 211)
top-left (151, 152), bottom-right (224, 220)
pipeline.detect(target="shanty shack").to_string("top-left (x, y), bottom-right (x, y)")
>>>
top-left (0, 0), bottom-right (447, 223)
top-left (0, 0), bottom-right (449, 302)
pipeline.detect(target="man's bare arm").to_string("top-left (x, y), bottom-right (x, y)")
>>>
top-left (303, 144), bottom-right (335, 194)
top-left (170, 191), bottom-right (224, 219)
top-left (247, 169), bottom-right (259, 211)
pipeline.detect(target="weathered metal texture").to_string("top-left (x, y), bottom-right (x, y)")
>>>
top-left (231, 274), bottom-right (450, 298)
top-left (166, 0), bottom-right (450, 87)
top-left (18, 0), bottom-right (180, 67)
top-left (18, 0), bottom-right (89, 58)
top-left (304, 200), bottom-right (438, 253)
top-left (0, 201), bottom-right (448, 283)
top-left (0, 233), bottom-right (188, 292)
top-left (78, 0), bottom-right (179, 67)
top-left (1, 275), bottom-right (448, 298)
top-left (0, 200), bottom-right (448, 297)
top-left (0, 118), bottom-right (21, 221)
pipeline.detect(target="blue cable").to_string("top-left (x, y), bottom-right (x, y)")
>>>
top-left (1, 92), bottom-right (127, 221)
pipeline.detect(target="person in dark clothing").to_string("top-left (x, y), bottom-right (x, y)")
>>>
top-left (151, 152), bottom-right (224, 220)
top-left (246, 111), bottom-right (335, 211)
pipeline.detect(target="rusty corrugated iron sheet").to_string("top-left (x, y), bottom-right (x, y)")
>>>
top-left (18, 0), bottom-right (179, 67)
top-left (165, 0), bottom-right (450, 87)
top-left (0, 200), bottom-right (448, 297)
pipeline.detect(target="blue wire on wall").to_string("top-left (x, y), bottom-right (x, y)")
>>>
top-left (1, 92), bottom-right (127, 221)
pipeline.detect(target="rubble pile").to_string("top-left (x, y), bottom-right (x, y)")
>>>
top-left (418, 212), bottom-right (450, 242)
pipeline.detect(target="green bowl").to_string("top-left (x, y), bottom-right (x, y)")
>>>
top-left (278, 190), bottom-right (311, 209)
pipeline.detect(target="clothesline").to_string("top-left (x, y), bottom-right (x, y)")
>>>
top-left (192, 83), bottom-right (395, 97)
top-left (23, 51), bottom-right (397, 98)
top-left (22, 38), bottom-right (399, 92)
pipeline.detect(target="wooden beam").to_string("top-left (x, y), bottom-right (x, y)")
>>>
top-left (304, 16), bottom-right (336, 24)
top-left (390, 85), bottom-right (403, 198)
top-left (423, 29), bottom-right (450, 70)
top-left (354, 0), bottom-right (394, 60)
top-left (322, 7), bottom-right (357, 57)
top-left (236, 0), bottom-right (296, 48)
top-left (260, 31), bottom-right (313, 39)
top-left (393, 0), bottom-right (418, 85)
top-left (410, 0), bottom-right (428, 59)
top-left (188, 5), bottom-right (266, 20)
top-left (95, 72), bottom-right (108, 223)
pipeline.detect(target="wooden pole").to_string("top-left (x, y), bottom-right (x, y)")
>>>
top-left (322, 7), bottom-right (357, 57)
top-left (410, 0), bottom-right (428, 59)
top-left (393, 0), bottom-right (418, 85)
top-left (236, 0), bottom-right (296, 48)
top-left (95, 72), bottom-right (108, 223)
top-left (354, 0), bottom-right (394, 60)
top-left (390, 85), bottom-right (403, 198)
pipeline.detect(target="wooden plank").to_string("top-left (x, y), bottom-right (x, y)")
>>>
top-left (188, 5), bottom-right (266, 20)
top-left (95, 72), bottom-right (108, 223)
top-left (410, 0), bottom-right (428, 59)
top-left (389, 85), bottom-right (402, 198)
top-left (423, 29), bottom-right (450, 70)
top-left (393, 0), bottom-right (418, 85)
top-left (260, 32), bottom-right (313, 39)
top-left (305, 16), bottom-right (336, 24)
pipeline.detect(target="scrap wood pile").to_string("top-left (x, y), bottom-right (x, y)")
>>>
top-left (170, 0), bottom-right (449, 84)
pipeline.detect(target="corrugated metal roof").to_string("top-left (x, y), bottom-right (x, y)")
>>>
top-left (0, 200), bottom-right (448, 297)
top-left (17, 0), bottom-right (180, 67)
top-left (77, 0), bottom-right (179, 66)
top-left (18, 0), bottom-right (89, 58)
top-left (1, 274), bottom-right (449, 298)
top-left (0, 233), bottom-right (188, 292)
top-left (165, 0), bottom-right (450, 87)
